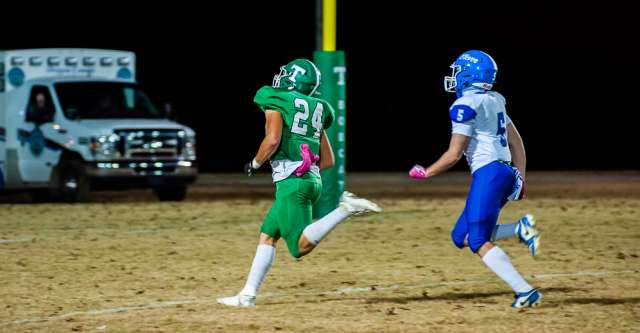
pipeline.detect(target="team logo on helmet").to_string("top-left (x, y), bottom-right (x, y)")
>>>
top-left (460, 54), bottom-right (479, 63)
top-left (272, 59), bottom-right (321, 96)
top-left (287, 64), bottom-right (306, 82)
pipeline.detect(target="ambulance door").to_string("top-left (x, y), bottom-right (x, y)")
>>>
top-left (17, 85), bottom-right (61, 183)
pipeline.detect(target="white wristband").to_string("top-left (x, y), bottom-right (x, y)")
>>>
top-left (251, 158), bottom-right (261, 169)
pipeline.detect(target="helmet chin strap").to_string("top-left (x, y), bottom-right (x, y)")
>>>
top-left (471, 82), bottom-right (493, 90)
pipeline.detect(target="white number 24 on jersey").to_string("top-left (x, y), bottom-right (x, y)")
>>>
top-left (292, 98), bottom-right (323, 138)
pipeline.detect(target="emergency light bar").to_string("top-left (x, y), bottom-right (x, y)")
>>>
top-left (100, 57), bottom-right (114, 66)
top-left (117, 57), bottom-right (131, 66)
top-left (29, 57), bottom-right (43, 66)
top-left (48, 57), bottom-right (61, 66)
top-left (83, 57), bottom-right (96, 66)
top-left (66, 57), bottom-right (78, 66)
top-left (11, 57), bottom-right (25, 66)
top-left (0, 49), bottom-right (136, 92)
top-left (11, 56), bottom-right (127, 68)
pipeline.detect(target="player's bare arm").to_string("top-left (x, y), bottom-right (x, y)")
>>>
top-left (319, 131), bottom-right (335, 170)
top-left (254, 110), bottom-right (283, 165)
top-left (411, 134), bottom-right (470, 179)
top-left (245, 110), bottom-right (282, 175)
top-left (507, 122), bottom-right (526, 179)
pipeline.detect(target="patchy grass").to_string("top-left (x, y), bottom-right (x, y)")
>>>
top-left (1, 174), bottom-right (639, 332)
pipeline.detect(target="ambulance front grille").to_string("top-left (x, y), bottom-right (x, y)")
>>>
top-left (115, 129), bottom-right (182, 161)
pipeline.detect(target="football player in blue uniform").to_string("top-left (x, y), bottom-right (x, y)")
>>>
top-left (410, 50), bottom-right (542, 308)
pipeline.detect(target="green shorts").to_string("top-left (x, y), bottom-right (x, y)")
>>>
top-left (260, 173), bottom-right (322, 258)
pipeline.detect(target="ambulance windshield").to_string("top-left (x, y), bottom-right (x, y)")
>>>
top-left (54, 82), bottom-right (164, 120)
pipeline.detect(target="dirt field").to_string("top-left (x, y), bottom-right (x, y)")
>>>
top-left (1, 172), bottom-right (639, 332)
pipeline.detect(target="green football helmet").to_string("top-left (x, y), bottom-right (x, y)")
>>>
top-left (272, 59), bottom-right (321, 96)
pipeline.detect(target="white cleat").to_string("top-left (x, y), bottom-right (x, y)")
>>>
top-left (216, 294), bottom-right (256, 307)
top-left (339, 191), bottom-right (382, 215)
top-left (515, 214), bottom-right (540, 257)
top-left (512, 289), bottom-right (542, 308)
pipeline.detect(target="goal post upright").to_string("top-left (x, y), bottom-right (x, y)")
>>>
top-left (313, 0), bottom-right (347, 218)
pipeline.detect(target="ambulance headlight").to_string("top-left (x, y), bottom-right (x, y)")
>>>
top-left (90, 134), bottom-right (122, 160)
top-left (181, 133), bottom-right (196, 161)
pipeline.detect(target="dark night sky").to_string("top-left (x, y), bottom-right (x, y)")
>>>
top-left (3, 1), bottom-right (636, 172)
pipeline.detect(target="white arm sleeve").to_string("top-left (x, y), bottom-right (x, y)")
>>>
top-left (451, 120), bottom-right (474, 137)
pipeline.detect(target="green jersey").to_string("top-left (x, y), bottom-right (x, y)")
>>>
top-left (254, 86), bottom-right (335, 181)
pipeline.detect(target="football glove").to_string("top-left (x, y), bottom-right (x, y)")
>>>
top-left (244, 159), bottom-right (261, 177)
top-left (409, 164), bottom-right (429, 180)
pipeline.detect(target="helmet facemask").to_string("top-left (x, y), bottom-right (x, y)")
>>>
top-left (272, 66), bottom-right (292, 90)
top-left (444, 64), bottom-right (461, 93)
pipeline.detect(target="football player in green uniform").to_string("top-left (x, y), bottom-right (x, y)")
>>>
top-left (217, 59), bottom-right (381, 307)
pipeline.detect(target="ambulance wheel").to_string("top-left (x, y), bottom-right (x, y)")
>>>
top-left (153, 185), bottom-right (187, 201)
top-left (57, 161), bottom-right (90, 203)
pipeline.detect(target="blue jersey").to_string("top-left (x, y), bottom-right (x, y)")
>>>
top-left (449, 89), bottom-right (512, 173)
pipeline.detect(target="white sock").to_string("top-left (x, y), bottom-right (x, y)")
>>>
top-left (302, 206), bottom-right (350, 245)
top-left (482, 246), bottom-right (533, 293)
top-left (491, 222), bottom-right (518, 241)
top-left (240, 244), bottom-right (275, 296)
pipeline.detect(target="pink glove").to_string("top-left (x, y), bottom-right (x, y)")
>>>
top-left (409, 164), bottom-right (429, 180)
top-left (294, 144), bottom-right (320, 176)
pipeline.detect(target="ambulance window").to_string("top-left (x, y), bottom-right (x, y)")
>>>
top-left (54, 82), bottom-right (162, 119)
top-left (26, 86), bottom-right (55, 124)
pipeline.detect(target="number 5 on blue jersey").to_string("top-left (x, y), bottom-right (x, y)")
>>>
top-left (496, 112), bottom-right (507, 147)
top-left (449, 105), bottom-right (477, 123)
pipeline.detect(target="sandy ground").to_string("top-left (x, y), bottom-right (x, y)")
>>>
top-left (1, 172), bottom-right (639, 332)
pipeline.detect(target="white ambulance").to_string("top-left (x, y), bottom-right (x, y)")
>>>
top-left (0, 49), bottom-right (197, 202)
